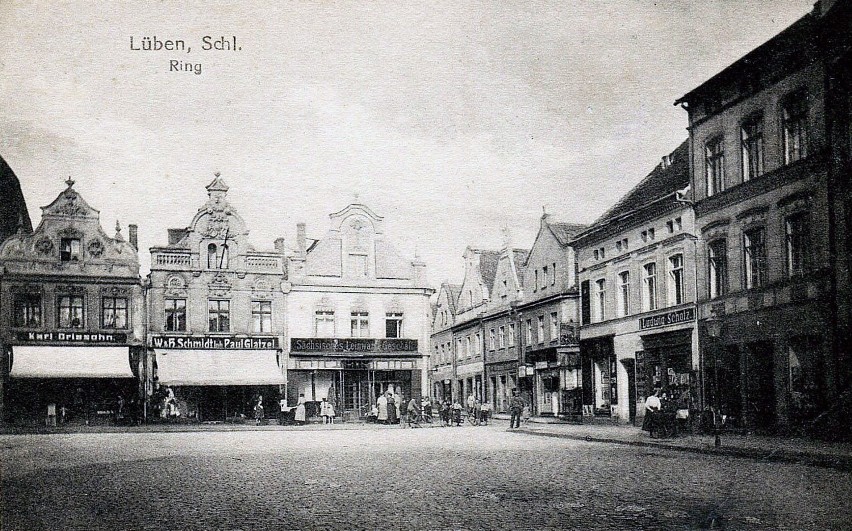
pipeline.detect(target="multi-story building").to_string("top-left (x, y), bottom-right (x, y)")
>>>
top-left (482, 241), bottom-right (527, 413)
top-left (147, 175), bottom-right (287, 421)
top-left (573, 141), bottom-right (697, 425)
top-left (0, 179), bottom-right (144, 425)
top-left (285, 202), bottom-right (432, 419)
top-left (430, 282), bottom-right (461, 402)
top-left (452, 247), bottom-right (499, 402)
top-left (675, 2), bottom-right (844, 433)
top-left (516, 215), bottom-right (585, 417)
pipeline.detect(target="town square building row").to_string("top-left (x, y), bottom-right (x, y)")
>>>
top-left (429, 0), bottom-right (851, 437)
top-left (0, 175), bottom-right (433, 425)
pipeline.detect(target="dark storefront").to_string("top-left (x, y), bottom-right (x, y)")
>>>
top-left (580, 336), bottom-right (616, 417)
top-left (636, 329), bottom-right (697, 426)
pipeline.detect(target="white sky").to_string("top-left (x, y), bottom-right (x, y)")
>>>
top-left (0, 1), bottom-right (815, 286)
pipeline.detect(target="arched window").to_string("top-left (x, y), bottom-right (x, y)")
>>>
top-left (207, 243), bottom-right (217, 269)
top-left (220, 244), bottom-right (229, 269)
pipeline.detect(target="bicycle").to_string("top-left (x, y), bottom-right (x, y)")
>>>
top-left (408, 411), bottom-right (433, 428)
top-left (466, 408), bottom-right (481, 426)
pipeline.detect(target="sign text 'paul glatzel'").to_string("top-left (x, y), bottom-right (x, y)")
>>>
top-left (291, 338), bottom-right (418, 353)
top-left (638, 307), bottom-right (696, 331)
top-left (151, 335), bottom-right (279, 350)
top-left (16, 331), bottom-right (128, 343)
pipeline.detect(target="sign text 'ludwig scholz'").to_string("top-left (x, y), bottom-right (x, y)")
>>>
top-left (291, 338), bottom-right (418, 353)
top-left (638, 307), bottom-right (696, 331)
top-left (151, 335), bottom-right (279, 350)
top-left (15, 331), bottom-right (128, 344)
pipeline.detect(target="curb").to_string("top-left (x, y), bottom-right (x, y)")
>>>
top-left (514, 429), bottom-right (852, 472)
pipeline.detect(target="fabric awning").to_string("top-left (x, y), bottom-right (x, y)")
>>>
top-left (10, 346), bottom-right (134, 378)
top-left (155, 350), bottom-right (285, 386)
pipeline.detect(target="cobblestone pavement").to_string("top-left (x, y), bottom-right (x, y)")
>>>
top-left (2, 425), bottom-right (850, 530)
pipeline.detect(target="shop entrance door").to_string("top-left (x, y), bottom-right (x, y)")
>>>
top-left (622, 359), bottom-right (636, 424)
top-left (745, 341), bottom-right (775, 432)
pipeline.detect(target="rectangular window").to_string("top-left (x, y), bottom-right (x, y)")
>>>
top-left (668, 254), bottom-right (685, 306)
top-left (489, 328), bottom-right (496, 350)
top-left (498, 326), bottom-right (505, 348)
top-left (595, 279), bottom-right (606, 322)
top-left (705, 137), bottom-right (725, 196)
top-left (783, 94), bottom-right (808, 165)
top-left (617, 271), bottom-right (630, 317)
top-left (537, 316), bottom-right (545, 344)
top-left (648, 228), bottom-right (655, 241)
top-left (786, 212), bottom-right (810, 277)
top-left (741, 113), bottom-right (765, 181)
top-left (475, 333), bottom-right (481, 355)
top-left (60, 238), bottom-right (81, 262)
top-left (708, 239), bottom-right (728, 298)
top-left (315, 310), bottom-right (335, 336)
top-left (551, 263), bottom-right (557, 285)
top-left (541, 266), bottom-right (548, 290)
top-left (58, 295), bottom-right (84, 329)
top-left (208, 300), bottom-right (230, 332)
top-left (102, 297), bottom-right (128, 329)
top-left (525, 319), bottom-right (533, 345)
top-left (465, 336), bottom-right (472, 358)
top-left (14, 293), bottom-right (42, 327)
top-left (456, 338), bottom-right (463, 360)
top-left (349, 254), bottom-right (368, 277)
top-left (252, 301), bottom-right (272, 333)
top-left (616, 240), bottom-right (622, 252)
top-left (385, 312), bottom-right (403, 338)
top-left (534, 270), bottom-right (539, 291)
top-left (164, 299), bottom-right (186, 332)
top-left (550, 312), bottom-right (558, 341)
top-left (744, 227), bottom-right (767, 289)
top-left (581, 280), bottom-right (591, 324)
top-left (350, 312), bottom-right (369, 338)
top-left (593, 250), bottom-right (599, 261)
top-left (508, 323), bottom-right (516, 347)
top-left (642, 263), bottom-right (657, 311)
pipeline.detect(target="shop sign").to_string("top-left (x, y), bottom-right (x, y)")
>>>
top-left (342, 359), bottom-right (370, 370)
top-left (151, 335), bottom-right (279, 350)
top-left (291, 338), bottom-right (417, 353)
top-left (534, 361), bottom-right (548, 370)
top-left (638, 307), bottom-right (695, 331)
top-left (15, 331), bottom-right (127, 344)
top-left (518, 366), bottom-right (527, 377)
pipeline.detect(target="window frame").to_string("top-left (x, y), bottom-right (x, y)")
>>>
top-left (594, 278), bottom-right (606, 322)
top-left (668, 254), bottom-right (685, 306)
top-left (549, 312), bottom-right (558, 341)
top-left (57, 294), bottom-right (85, 329)
top-left (508, 323), bottom-right (516, 347)
top-left (741, 112), bottom-right (765, 182)
top-left (59, 238), bottom-right (81, 262)
top-left (251, 300), bottom-right (273, 333)
top-left (350, 311), bottom-right (369, 338)
top-left (385, 312), bottom-right (404, 339)
top-left (164, 298), bottom-right (187, 332)
top-left (705, 136), bottom-right (726, 197)
top-left (785, 212), bottom-right (810, 277)
top-left (207, 299), bottom-right (231, 332)
top-left (708, 239), bottom-right (729, 299)
top-left (617, 270), bottom-right (630, 318)
top-left (743, 227), bottom-right (767, 289)
top-left (14, 293), bottom-right (42, 328)
top-left (537, 315), bottom-right (545, 344)
top-left (642, 262), bottom-right (657, 312)
top-left (782, 91), bottom-right (808, 165)
top-left (102, 296), bottom-right (129, 329)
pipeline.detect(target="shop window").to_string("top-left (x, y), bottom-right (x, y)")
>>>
top-left (668, 254), bottom-right (685, 306)
top-left (741, 112), bottom-right (765, 182)
top-left (743, 227), bottom-right (767, 289)
top-left (207, 244), bottom-right (217, 269)
top-left (489, 328), bottom-right (496, 350)
top-left (252, 300), bottom-right (272, 333)
top-left (617, 271), bottom-right (630, 317)
top-left (508, 323), bottom-right (516, 347)
top-left (705, 136), bottom-right (725, 197)
top-left (14, 293), bottom-right (42, 327)
top-left (595, 279), bottom-right (606, 322)
top-left (498, 326), bottom-right (505, 348)
top-left (58, 295), bottom-right (85, 329)
top-left (785, 212), bottom-right (810, 277)
top-left (350, 311), bottom-right (369, 337)
top-left (385, 312), bottom-right (403, 338)
top-left (783, 92), bottom-right (808, 165)
top-left (60, 238), bottom-right (81, 262)
top-left (165, 298), bottom-right (187, 331)
top-left (642, 263), bottom-right (657, 311)
top-left (102, 297), bottom-right (128, 329)
top-left (708, 239), bottom-right (728, 298)
top-left (537, 316), bottom-right (545, 344)
top-left (208, 299), bottom-right (230, 332)
top-left (549, 312), bottom-right (558, 341)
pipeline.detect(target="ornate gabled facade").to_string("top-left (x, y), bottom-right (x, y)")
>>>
top-left (286, 202), bottom-right (433, 419)
top-left (147, 175), bottom-right (287, 421)
top-left (0, 178), bottom-right (143, 425)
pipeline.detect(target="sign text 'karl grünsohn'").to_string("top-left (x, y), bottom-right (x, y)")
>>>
top-left (151, 335), bottom-right (278, 350)
top-left (638, 307), bottom-right (696, 331)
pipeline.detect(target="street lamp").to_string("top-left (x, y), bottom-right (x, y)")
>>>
top-left (705, 313), bottom-right (723, 448)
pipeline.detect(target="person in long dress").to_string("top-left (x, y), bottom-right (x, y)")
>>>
top-left (294, 393), bottom-right (307, 426)
top-left (377, 393), bottom-right (389, 423)
top-left (387, 392), bottom-right (398, 424)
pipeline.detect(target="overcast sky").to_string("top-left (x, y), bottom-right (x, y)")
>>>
top-left (0, 1), bottom-right (815, 286)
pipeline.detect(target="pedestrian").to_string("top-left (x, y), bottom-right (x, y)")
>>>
top-left (452, 399), bottom-right (463, 426)
top-left (295, 393), bottom-right (306, 426)
top-left (642, 387), bottom-right (662, 434)
top-left (59, 405), bottom-right (68, 425)
top-left (46, 402), bottom-right (57, 427)
top-left (509, 389), bottom-right (524, 429)
top-left (387, 392), bottom-right (398, 424)
top-left (377, 392), bottom-right (389, 424)
top-left (279, 396), bottom-right (289, 425)
top-left (320, 398), bottom-right (335, 424)
top-left (254, 395), bottom-right (264, 425)
top-left (407, 396), bottom-right (420, 428)
top-left (440, 400), bottom-right (451, 427)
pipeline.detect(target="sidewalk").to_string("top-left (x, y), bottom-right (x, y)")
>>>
top-left (508, 418), bottom-right (852, 472)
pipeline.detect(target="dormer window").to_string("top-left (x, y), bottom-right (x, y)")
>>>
top-left (60, 238), bottom-right (81, 262)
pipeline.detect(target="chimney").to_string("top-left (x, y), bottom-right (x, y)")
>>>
top-left (128, 224), bottom-right (138, 250)
top-left (274, 237), bottom-right (286, 253)
top-left (296, 223), bottom-right (307, 254)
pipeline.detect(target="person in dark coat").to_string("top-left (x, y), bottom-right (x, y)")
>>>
top-left (386, 392), bottom-right (398, 424)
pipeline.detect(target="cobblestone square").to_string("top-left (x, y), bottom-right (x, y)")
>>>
top-left (2, 425), bottom-right (850, 530)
